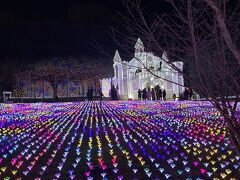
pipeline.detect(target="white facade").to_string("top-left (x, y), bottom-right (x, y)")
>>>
top-left (101, 38), bottom-right (184, 100)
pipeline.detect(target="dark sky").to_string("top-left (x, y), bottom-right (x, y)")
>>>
top-left (0, 0), bottom-right (122, 24)
top-left (0, 0), bottom-right (166, 24)
top-left (0, 0), bottom-right (168, 62)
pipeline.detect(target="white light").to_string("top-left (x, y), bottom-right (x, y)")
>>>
top-left (150, 77), bottom-right (154, 81)
top-left (129, 94), bottom-right (133, 99)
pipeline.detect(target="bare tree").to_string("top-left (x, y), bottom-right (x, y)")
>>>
top-left (203, 0), bottom-right (240, 65)
top-left (14, 57), bottom-right (111, 99)
top-left (93, 0), bottom-right (240, 155)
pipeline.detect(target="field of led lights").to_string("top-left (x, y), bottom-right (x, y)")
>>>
top-left (0, 101), bottom-right (239, 179)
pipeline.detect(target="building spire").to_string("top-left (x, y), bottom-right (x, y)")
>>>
top-left (134, 38), bottom-right (144, 55)
top-left (113, 50), bottom-right (122, 64)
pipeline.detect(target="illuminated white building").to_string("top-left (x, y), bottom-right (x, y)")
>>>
top-left (101, 38), bottom-right (184, 99)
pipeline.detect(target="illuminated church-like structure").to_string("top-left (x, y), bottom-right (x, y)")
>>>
top-left (101, 38), bottom-right (184, 99)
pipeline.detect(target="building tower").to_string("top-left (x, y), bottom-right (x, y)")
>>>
top-left (113, 50), bottom-right (124, 97)
top-left (134, 38), bottom-right (144, 56)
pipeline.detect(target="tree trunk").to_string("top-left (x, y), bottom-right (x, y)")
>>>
top-left (33, 82), bottom-right (36, 98)
top-left (53, 83), bottom-right (58, 99)
top-left (43, 81), bottom-right (45, 99)
top-left (204, 0), bottom-right (240, 65)
top-left (50, 81), bottom-right (58, 99)
top-left (228, 128), bottom-right (240, 156)
top-left (221, 110), bottom-right (240, 156)
top-left (67, 81), bottom-right (69, 98)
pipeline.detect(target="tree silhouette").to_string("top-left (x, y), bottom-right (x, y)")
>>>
top-left (93, 0), bottom-right (240, 155)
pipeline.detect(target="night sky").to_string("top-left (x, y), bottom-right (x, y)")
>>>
top-left (0, 0), bottom-right (168, 62)
top-left (0, 0), bottom-right (123, 25)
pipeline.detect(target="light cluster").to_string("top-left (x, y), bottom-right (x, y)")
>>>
top-left (0, 101), bottom-right (239, 179)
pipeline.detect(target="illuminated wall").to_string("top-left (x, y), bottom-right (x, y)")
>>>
top-left (102, 38), bottom-right (184, 100)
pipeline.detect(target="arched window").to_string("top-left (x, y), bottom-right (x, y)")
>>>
top-left (115, 65), bottom-right (119, 79)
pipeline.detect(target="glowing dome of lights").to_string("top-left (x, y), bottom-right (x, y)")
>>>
top-left (0, 101), bottom-right (239, 179)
